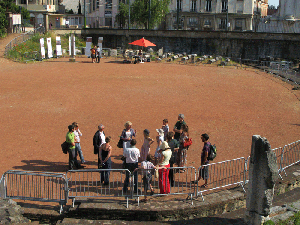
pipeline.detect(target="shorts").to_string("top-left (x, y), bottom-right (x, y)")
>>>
top-left (200, 165), bottom-right (209, 180)
top-left (91, 53), bottom-right (95, 59)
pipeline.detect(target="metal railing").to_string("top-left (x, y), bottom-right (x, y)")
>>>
top-left (0, 170), bottom-right (68, 214)
top-left (134, 167), bottom-right (196, 205)
top-left (196, 157), bottom-right (247, 201)
top-left (0, 140), bottom-right (299, 212)
top-left (280, 140), bottom-right (300, 176)
top-left (66, 169), bottom-right (132, 208)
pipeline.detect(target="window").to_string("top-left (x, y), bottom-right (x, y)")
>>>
top-left (221, 1), bottom-right (227, 12)
top-left (219, 18), bottom-right (226, 29)
top-left (20, 0), bottom-right (26, 4)
top-left (96, 0), bottom-right (99, 8)
top-left (235, 19), bottom-right (242, 30)
top-left (105, 18), bottom-right (112, 27)
top-left (105, 10), bottom-right (112, 17)
top-left (191, 0), bottom-right (196, 12)
top-left (177, 0), bottom-right (182, 11)
top-left (206, 0), bottom-right (212, 12)
top-left (106, 0), bottom-right (112, 9)
top-left (189, 17), bottom-right (198, 26)
top-left (93, 0), bottom-right (96, 11)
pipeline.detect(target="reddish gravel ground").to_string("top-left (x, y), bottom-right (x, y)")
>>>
top-left (0, 37), bottom-right (299, 177)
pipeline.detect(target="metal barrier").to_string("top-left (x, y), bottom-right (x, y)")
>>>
top-left (1, 170), bottom-right (67, 214)
top-left (134, 167), bottom-right (196, 205)
top-left (280, 140), bottom-right (300, 177)
top-left (196, 157), bottom-right (247, 201)
top-left (66, 169), bottom-right (132, 208)
top-left (272, 147), bottom-right (285, 179)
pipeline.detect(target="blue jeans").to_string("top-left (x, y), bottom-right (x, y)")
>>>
top-left (75, 143), bottom-right (85, 163)
top-left (123, 162), bottom-right (138, 192)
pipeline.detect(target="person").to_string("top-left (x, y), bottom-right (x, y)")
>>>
top-left (154, 129), bottom-right (164, 165)
top-left (177, 124), bottom-right (189, 169)
top-left (90, 46), bottom-right (96, 63)
top-left (72, 122), bottom-right (86, 164)
top-left (66, 125), bottom-right (83, 170)
top-left (134, 155), bottom-right (163, 202)
top-left (99, 136), bottom-right (112, 185)
top-left (192, 133), bottom-right (210, 187)
top-left (96, 46), bottom-right (101, 63)
top-left (162, 119), bottom-right (169, 140)
top-left (120, 121), bottom-right (136, 149)
top-left (93, 124), bottom-right (105, 166)
top-left (173, 114), bottom-right (187, 141)
top-left (140, 129), bottom-right (154, 162)
top-left (123, 139), bottom-right (140, 193)
top-left (166, 132), bottom-right (179, 187)
top-left (158, 141), bottom-right (172, 194)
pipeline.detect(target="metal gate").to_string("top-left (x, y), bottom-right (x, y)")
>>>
top-left (0, 170), bottom-right (68, 214)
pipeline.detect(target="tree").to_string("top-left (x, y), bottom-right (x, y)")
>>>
top-left (115, 2), bottom-right (129, 28)
top-left (116, 0), bottom-right (170, 29)
top-left (0, 6), bottom-right (7, 37)
top-left (0, 1), bottom-right (30, 37)
top-left (131, 0), bottom-right (170, 29)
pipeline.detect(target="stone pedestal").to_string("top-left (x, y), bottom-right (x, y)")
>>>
top-left (245, 135), bottom-right (279, 225)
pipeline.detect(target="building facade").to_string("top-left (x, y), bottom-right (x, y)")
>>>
top-left (165, 0), bottom-right (258, 31)
top-left (258, 0), bottom-right (300, 33)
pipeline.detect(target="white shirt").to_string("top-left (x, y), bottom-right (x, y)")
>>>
top-left (99, 131), bottom-right (106, 145)
top-left (74, 129), bottom-right (82, 143)
top-left (123, 147), bottom-right (140, 163)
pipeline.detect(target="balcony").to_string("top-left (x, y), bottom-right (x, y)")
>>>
top-left (17, 4), bottom-right (58, 12)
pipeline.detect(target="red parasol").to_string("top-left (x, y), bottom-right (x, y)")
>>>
top-left (128, 37), bottom-right (156, 47)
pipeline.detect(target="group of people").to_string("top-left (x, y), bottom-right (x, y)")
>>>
top-left (90, 46), bottom-right (102, 63)
top-left (65, 114), bottom-right (212, 201)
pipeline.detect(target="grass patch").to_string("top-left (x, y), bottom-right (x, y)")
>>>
top-left (6, 32), bottom-right (86, 62)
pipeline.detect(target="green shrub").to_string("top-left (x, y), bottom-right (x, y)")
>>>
top-left (6, 32), bottom-right (86, 62)
top-left (263, 220), bottom-right (275, 225)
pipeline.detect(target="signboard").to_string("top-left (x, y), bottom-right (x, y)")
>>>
top-left (69, 36), bottom-right (76, 55)
top-left (85, 37), bottom-right (92, 57)
top-left (40, 38), bottom-right (45, 59)
top-left (12, 14), bottom-right (21, 25)
top-left (47, 38), bottom-right (53, 58)
top-left (56, 36), bottom-right (62, 56)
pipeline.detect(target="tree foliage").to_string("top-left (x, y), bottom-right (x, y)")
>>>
top-left (131, 0), bottom-right (170, 29)
top-left (116, 0), bottom-right (170, 29)
top-left (0, 6), bottom-right (7, 37)
top-left (0, 0), bottom-right (31, 37)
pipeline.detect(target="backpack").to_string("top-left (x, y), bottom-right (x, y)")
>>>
top-left (207, 144), bottom-right (217, 161)
top-left (61, 141), bottom-right (69, 154)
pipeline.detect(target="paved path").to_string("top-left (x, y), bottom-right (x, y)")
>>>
top-left (0, 33), bottom-right (20, 64)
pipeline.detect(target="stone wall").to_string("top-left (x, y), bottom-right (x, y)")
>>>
top-left (53, 29), bottom-right (300, 60)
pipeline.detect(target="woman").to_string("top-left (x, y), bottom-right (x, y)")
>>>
top-left (140, 129), bottom-right (154, 162)
top-left (99, 136), bottom-right (112, 185)
top-left (158, 141), bottom-right (172, 194)
top-left (166, 132), bottom-right (179, 187)
top-left (177, 124), bottom-right (189, 170)
top-left (154, 128), bottom-right (164, 165)
top-left (120, 121), bottom-right (136, 149)
top-left (120, 121), bottom-right (136, 168)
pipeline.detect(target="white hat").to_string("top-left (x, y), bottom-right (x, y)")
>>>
top-left (159, 141), bottom-right (170, 150)
top-left (156, 128), bottom-right (164, 136)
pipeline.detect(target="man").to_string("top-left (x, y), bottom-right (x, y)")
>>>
top-left (96, 46), bottom-right (101, 63)
top-left (193, 133), bottom-right (210, 187)
top-left (66, 125), bottom-right (83, 170)
top-left (72, 122), bottom-right (86, 164)
top-left (93, 124), bottom-right (105, 167)
top-left (123, 139), bottom-right (140, 193)
top-left (173, 114), bottom-right (186, 141)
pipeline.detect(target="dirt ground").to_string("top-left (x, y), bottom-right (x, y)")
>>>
top-left (0, 35), bottom-right (299, 177)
